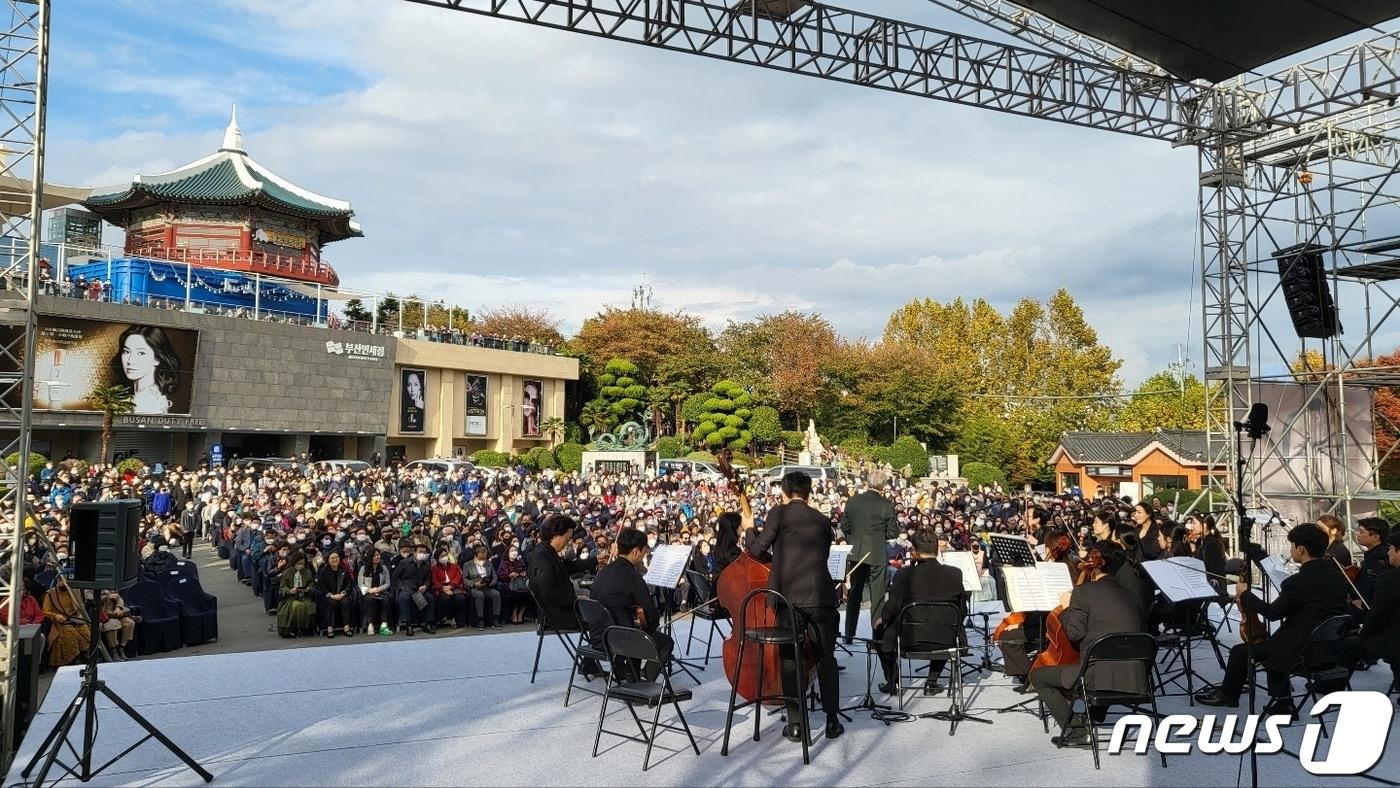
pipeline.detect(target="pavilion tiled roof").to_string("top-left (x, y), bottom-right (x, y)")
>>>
top-left (1055, 429), bottom-right (1208, 465)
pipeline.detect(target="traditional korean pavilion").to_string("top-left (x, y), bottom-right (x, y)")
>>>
top-left (82, 107), bottom-right (361, 287)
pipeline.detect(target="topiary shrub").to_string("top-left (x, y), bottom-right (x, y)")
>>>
top-left (4, 451), bottom-right (47, 477)
top-left (885, 435), bottom-right (930, 477)
top-left (749, 405), bottom-right (781, 445)
top-left (685, 450), bottom-right (717, 463)
top-left (761, 454), bottom-right (783, 468)
top-left (654, 435), bottom-right (687, 459)
top-left (565, 422), bottom-right (585, 444)
top-left (116, 457), bottom-right (146, 476)
top-left (470, 449), bottom-right (512, 468)
top-left (963, 461), bottom-right (1008, 490)
top-left (779, 430), bottom-right (805, 449)
top-left (534, 447), bottom-right (557, 470)
top-left (554, 442), bottom-right (585, 472)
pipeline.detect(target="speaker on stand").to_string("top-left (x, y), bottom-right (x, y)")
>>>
top-left (1273, 242), bottom-right (1340, 339)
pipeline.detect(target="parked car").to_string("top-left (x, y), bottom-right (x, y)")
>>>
top-left (402, 458), bottom-right (476, 475)
top-left (761, 464), bottom-right (840, 483)
top-left (314, 459), bottom-right (370, 473)
top-left (658, 458), bottom-right (726, 481)
top-left (231, 457), bottom-right (296, 472)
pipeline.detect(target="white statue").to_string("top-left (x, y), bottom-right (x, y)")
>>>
top-left (803, 419), bottom-right (823, 465)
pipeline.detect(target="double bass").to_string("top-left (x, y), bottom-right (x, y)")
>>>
top-left (713, 450), bottom-right (817, 704)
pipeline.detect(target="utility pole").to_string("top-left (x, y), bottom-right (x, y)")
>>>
top-left (631, 273), bottom-right (653, 310)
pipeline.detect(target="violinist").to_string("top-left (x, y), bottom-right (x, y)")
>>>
top-left (588, 527), bottom-right (671, 680)
top-left (1130, 503), bottom-right (1163, 561)
top-left (1349, 530), bottom-right (1400, 675)
top-left (1318, 514), bottom-right (1354, 568)
top-left (1028, 544), bottom-right (1144, 748)
top-left (1195, 523), bottom-right (1353, 716)
top-left (1186, 513), bottom-right (1239, 587)
top-left (748, 471), bottom-right (845, 742)
top-left (1354, 518), bottom-right (1393, 605)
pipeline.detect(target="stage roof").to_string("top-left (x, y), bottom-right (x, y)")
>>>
top-left (1015, 0), bottom-right (1400, 82)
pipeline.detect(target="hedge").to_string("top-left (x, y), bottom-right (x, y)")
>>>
top-left (655, 435), bottom-right (687, 459)
top-left (779, 430), bottom-right (805, 449)
top-left (554, 442), bottom-right (585, 472)
top-left (685, 450), bottom-right (717, 463)
top-left (471, 450), bottom-right (512, 468)
top-left (886, 436), bottom-right (930, 477)
top-left (963, 461), bottom-right (1008, 489)
top-left (4, 452), bottom-right (46, 477)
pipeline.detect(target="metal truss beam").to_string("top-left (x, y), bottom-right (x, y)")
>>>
top-left (404, 0), bottom-right (1201, 140)
top-left (0, 0), bottom-right (46, 774)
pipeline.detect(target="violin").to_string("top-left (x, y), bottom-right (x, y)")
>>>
top-left (714, 449), bottom-right (817, 704)
top-left (1031, 547), bottom-right (1104, 672)
top-left (1235, 556), bottom-right (1268, 645)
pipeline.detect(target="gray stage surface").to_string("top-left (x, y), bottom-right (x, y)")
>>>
top-left (5, 612), bottom-right (1396, 787)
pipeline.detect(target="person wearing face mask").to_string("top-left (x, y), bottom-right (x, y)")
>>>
top-left (263, 541), bottom-right (290, 615)
top-left (392, 542), bottom-right (436, 635)
top-left (43, 574), bottom-right (91, 667)
top-left (359, 549), bottom-right (393, 636)
top-left (317, 550), bottom-right (355, 638)
top-left (463, 546), bottom-right (503, 630)
top-left (277, 552), bottom-right (317, 638)
top-left (498, 544), bottom-right (531, 625)
top-left (431, 547), bottom-right (469, 628)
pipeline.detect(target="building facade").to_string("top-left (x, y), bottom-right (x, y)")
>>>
top-left (1048, 429), bottom-right (1214, 500)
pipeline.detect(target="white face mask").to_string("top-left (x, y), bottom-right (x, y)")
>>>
top-left (415, 553), bottom-right (429, 562)
top-left (508, 550), bottom-right (519, 560)
top-left (355, 534), bottom-right (368, 542)
top-left (438, 557), bottom-right (450, 565)
top-left (55, 552), bottom-right (68, 561)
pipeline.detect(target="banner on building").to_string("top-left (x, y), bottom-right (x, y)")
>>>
top-left (465, 374), bottom-right (487, 435)
top-left (25, 316), bottom-right (199, 415)
top-left (521, 379), bottom-right (542, 437)
top-left (400, 368), bottom-right (427, 433)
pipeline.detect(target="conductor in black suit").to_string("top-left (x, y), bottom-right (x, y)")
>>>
top-left (873, 529), bottom-right (966, 695)
top-left (526, 515), bottom-right (597, 631)
top-left (589, 527), bottom-right (672, 680)
top-left (1196, 522), bottom-right (1353, 716)
top-left (749, 471), bottom-right (845, 742)
top-left (1029, 544), bottom-right (1144, 748)
top-left (840, 471), bottom-right (899, 644)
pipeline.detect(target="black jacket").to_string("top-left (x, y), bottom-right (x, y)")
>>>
top-left (876, 559), bottom-right (965, 653)
top-left (587, 558), bottom-right (658, 645)
top-left (749, 500), bottom-right (835, 609)
top-left (1241, 558), bottom-right (1353, 671)
top-left (1356, 544), bottom-right (1392, 604)
top-left (527, 542), bottom-right (596, 630)
top-left (391, 556), bottom-right (431, 594)
top-left (839, 491), bottom-right (898, 568)
top-left (1360, 568), bottom-right (1400, 660)
top-left (1058, 576), bottom-right (1147, 694)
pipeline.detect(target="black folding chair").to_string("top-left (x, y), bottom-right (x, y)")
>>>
top-left (888, 601), bottom-right (965, 713)
top-left (683, 569), bottom-right (730, 667)
top-left (592, 626), bottom-right (699, 772)
top-left (567, 598), bottom-right (614, 707)
top-left (1068, 632), bottom-right (1166, 770)
top-left (1288, 614), bottom-right (1356, 737)
top-left (527, 585), bottom-right (582, 685)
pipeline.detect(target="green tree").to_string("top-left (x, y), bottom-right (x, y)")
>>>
top-left (342, 298), bottom-right (371, 324)
top-left (718, 311), bottom-right (836, 426)
top-left (950, 413), bottom-right (1013, 468)
top-left (580, 400), bottom-right (613, 439)
top-left (572, 307), bottom-right (716, 381)
top-left (540, 416), bottom-right (566, 446)
top-left (692, 380), bottom-right (754, 452)
top-left (590, 358), bottom-right (648, 427)
top-left (87, 385), bottom-right (134, 463)
top-left (476, 304), bottom-right (564, 346)
top-left (1114, 371), bottom-right (1208, 431)
top-left (748, 405), bottom-right (782, 446)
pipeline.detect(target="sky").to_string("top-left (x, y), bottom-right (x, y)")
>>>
top-left (47, 0), bottom-right (1221, 386)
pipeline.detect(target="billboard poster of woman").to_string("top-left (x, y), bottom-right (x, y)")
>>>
top-left (401, 368), bottom-right (427, 433)
top-left (521, 379), bottom-right (541, 437)
top-left (465, 374), bottom-right (487, 436)
top-left (27, 317), bottom-right (199, 415)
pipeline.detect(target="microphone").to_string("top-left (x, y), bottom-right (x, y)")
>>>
top-left (1236, 402), bottom-right (1270, 440)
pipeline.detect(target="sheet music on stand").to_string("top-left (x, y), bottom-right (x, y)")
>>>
top-left (939, 551), bottom-right (984, 594)
top-left (988, 533), bottom-right (1037, 567)
top-left (1257, 554), bottom-right (1294, 596)
top-left (1001, 562), bottom-right (1074, 612)
top-left (643, 544), bottom-right (693, 589)
top-left (1143, 557), bottom-right (1219, 602)
top-left (827, 544), bottom-right (855, 581)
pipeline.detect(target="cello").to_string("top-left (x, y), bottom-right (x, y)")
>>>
top-left (992, 530), bottom-right (1074, 643)
top-left (1030, 547), bottom-right (1103, 671)
top-left (713, 450), bottom-right (817, 704)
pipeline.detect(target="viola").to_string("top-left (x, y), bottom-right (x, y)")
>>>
top-left (1235, 557), bottom-right (1268, 645)
top-left (1030, 548), bottom-right (1104, 672)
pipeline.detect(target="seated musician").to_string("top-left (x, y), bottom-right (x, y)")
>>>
top-left (526, 515), bottom-right (600, 671)
top-left (589, 527), bottom-right (673, 680)
top-left (1355, 518), bottom-right (1393, 605)
top-left (1029, 544), bottom-right (1144, 748)
top-left (874, 529), bottom-right (966, 696)
top-left (1348, 530), bottom-right (1400, 675)
top-left (1186, 513), bottom-right (1240, 589)
top-left (1195, 522), bottom-right (1353, 716)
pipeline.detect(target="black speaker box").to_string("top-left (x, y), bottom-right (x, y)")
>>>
top-left (68, 500), bottom-right (143, 591)
top-left (1273, 242), bottom-right (1340, 339)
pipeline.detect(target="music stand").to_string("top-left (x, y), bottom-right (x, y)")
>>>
top-left (644, 543), bottom-right (703, 682)
top-left (839, 637), bottom-right (893, 715)
top-left (993, 562), bottom-right (1073, 720)
top-left (1142, 558), bottom-right (1226, 701)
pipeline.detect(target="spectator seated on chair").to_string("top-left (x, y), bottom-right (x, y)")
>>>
top-left (393, 541), bottom-right (435, 635)
top-left (358, 548), bottom-right (394, 636)
top-left (498, 546), bottom-right (531, 625)
top-left (463, 546), bottom-right (502, 630)
top-left (100, 590), bottom-right (137, 660)
top-left (277, 553), bottom-right (317, 637)
top-left (432, 548), bottom-right (470, 629)
top-left (42, 575), bottom-right (91, 668)
top-left (317, 550), bottom-right (355, 638)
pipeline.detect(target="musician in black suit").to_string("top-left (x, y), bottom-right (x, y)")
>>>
top-left (1349, 530), bottom-right (1400, 670)
top-left (749, 471), bottom-right (844, 742)
top-left (1196, 522), bottom-right (1353, 716)
top-left (1354, 518), bottom-right (1393, 605)
top-left (873, 529), bottom-right (966, 695)
top-left (840, 471), bottom-right (899, 643)
top-left (589, 527), bottom-right (672, 680)
top-left (1029, 544), bottom-right (1145, 747)
top-left (526, 515), bottom-right (597, 631)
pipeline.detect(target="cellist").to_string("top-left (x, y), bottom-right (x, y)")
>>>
top-left (1028, 543), bottom-right (1144, 749)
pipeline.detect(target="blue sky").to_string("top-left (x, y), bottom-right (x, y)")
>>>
top-left (47, 0), bottom-right (1226, 385)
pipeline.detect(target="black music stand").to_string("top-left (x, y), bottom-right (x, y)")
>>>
top-left (840, 637), bottom-right (893, 715)
top-left (645, 544), bottom-right (704, 683)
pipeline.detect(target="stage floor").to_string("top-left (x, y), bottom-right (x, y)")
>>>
top-left (6, 613), bottom-right (1397, 787)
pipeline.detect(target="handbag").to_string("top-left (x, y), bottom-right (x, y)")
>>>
top-left (508, 576), bottom-right (528, 593)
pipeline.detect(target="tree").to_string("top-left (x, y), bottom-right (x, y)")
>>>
top-left (475, 304), bottom-right (565, 346)
top-left (342, 298), bottom-right (371, 324)
top-left (691, 380), bottom-right (754, 452)
top-left (591, 358), bottom-right (648, 427)
top-left (573, 307), bottom-right (716, 381)
top-left (718, 311), bottom-right (837, 426)
top-left (87, 385), bottom-right (134, 463)
top-left (579, 400), bottom-right (613, 439)
top-left (540, 416), bottom-right (566, 446)
top-left (1115, 371), bottom-right (1207, 431)
top-left (951, 413), bottom-right (1013, 469)
top-left (1371, 348), bottom-right (1400, 487)
top-left (749, 405), bottom-right (782, 446)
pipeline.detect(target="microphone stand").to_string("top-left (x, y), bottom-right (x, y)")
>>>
top-left (1232, 418), bottom-right (1262, 788)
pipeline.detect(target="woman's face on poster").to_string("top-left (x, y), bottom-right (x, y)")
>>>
top-left (407, 374), bottom-right (423, 402)
top-left (120, 334), bottom-right (157, 383)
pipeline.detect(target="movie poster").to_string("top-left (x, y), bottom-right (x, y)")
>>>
top-left (400, 368), bottom-right (427, 433)
top-left (465, 374), bottom-right (487, 435)
top-left (521, 379), bottom-right (542, 437)
top-left (29, 317), bottom-right (199, 415)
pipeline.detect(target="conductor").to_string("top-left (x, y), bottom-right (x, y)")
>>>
top-left (749, 471), bottom-right (845, 741)
top-left (840, 471), bottom-right (899, 644)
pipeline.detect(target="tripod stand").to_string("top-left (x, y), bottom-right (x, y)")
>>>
top-left (21, 596), bottom-right (212, 787)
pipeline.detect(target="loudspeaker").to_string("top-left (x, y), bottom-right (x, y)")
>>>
top-left (1273, 243), bottom-right (1340, 339)
top-left (68, 499), bottom-right (143, 590)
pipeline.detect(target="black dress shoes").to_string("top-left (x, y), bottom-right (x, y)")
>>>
top-left (1052, 729), bottom-right (1092, 748)
top-left (1193, 690), bottom-right (1237, 708)
top-left (825, 719), bottom-right (845, 739)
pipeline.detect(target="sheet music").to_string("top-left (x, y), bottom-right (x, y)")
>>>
top-left (1143, 557), bottom-right (1219, 602)
top-left (643, 544), bottom-right (692, 589)
top-left (939, 551), bottom-right (984, 594)
top-left (827, 545), bottom-right (855, 581)
top-left (1001, 563), bottom-right (1074, 612)
top-left (1258, 554), bottom-right (1294, 595)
